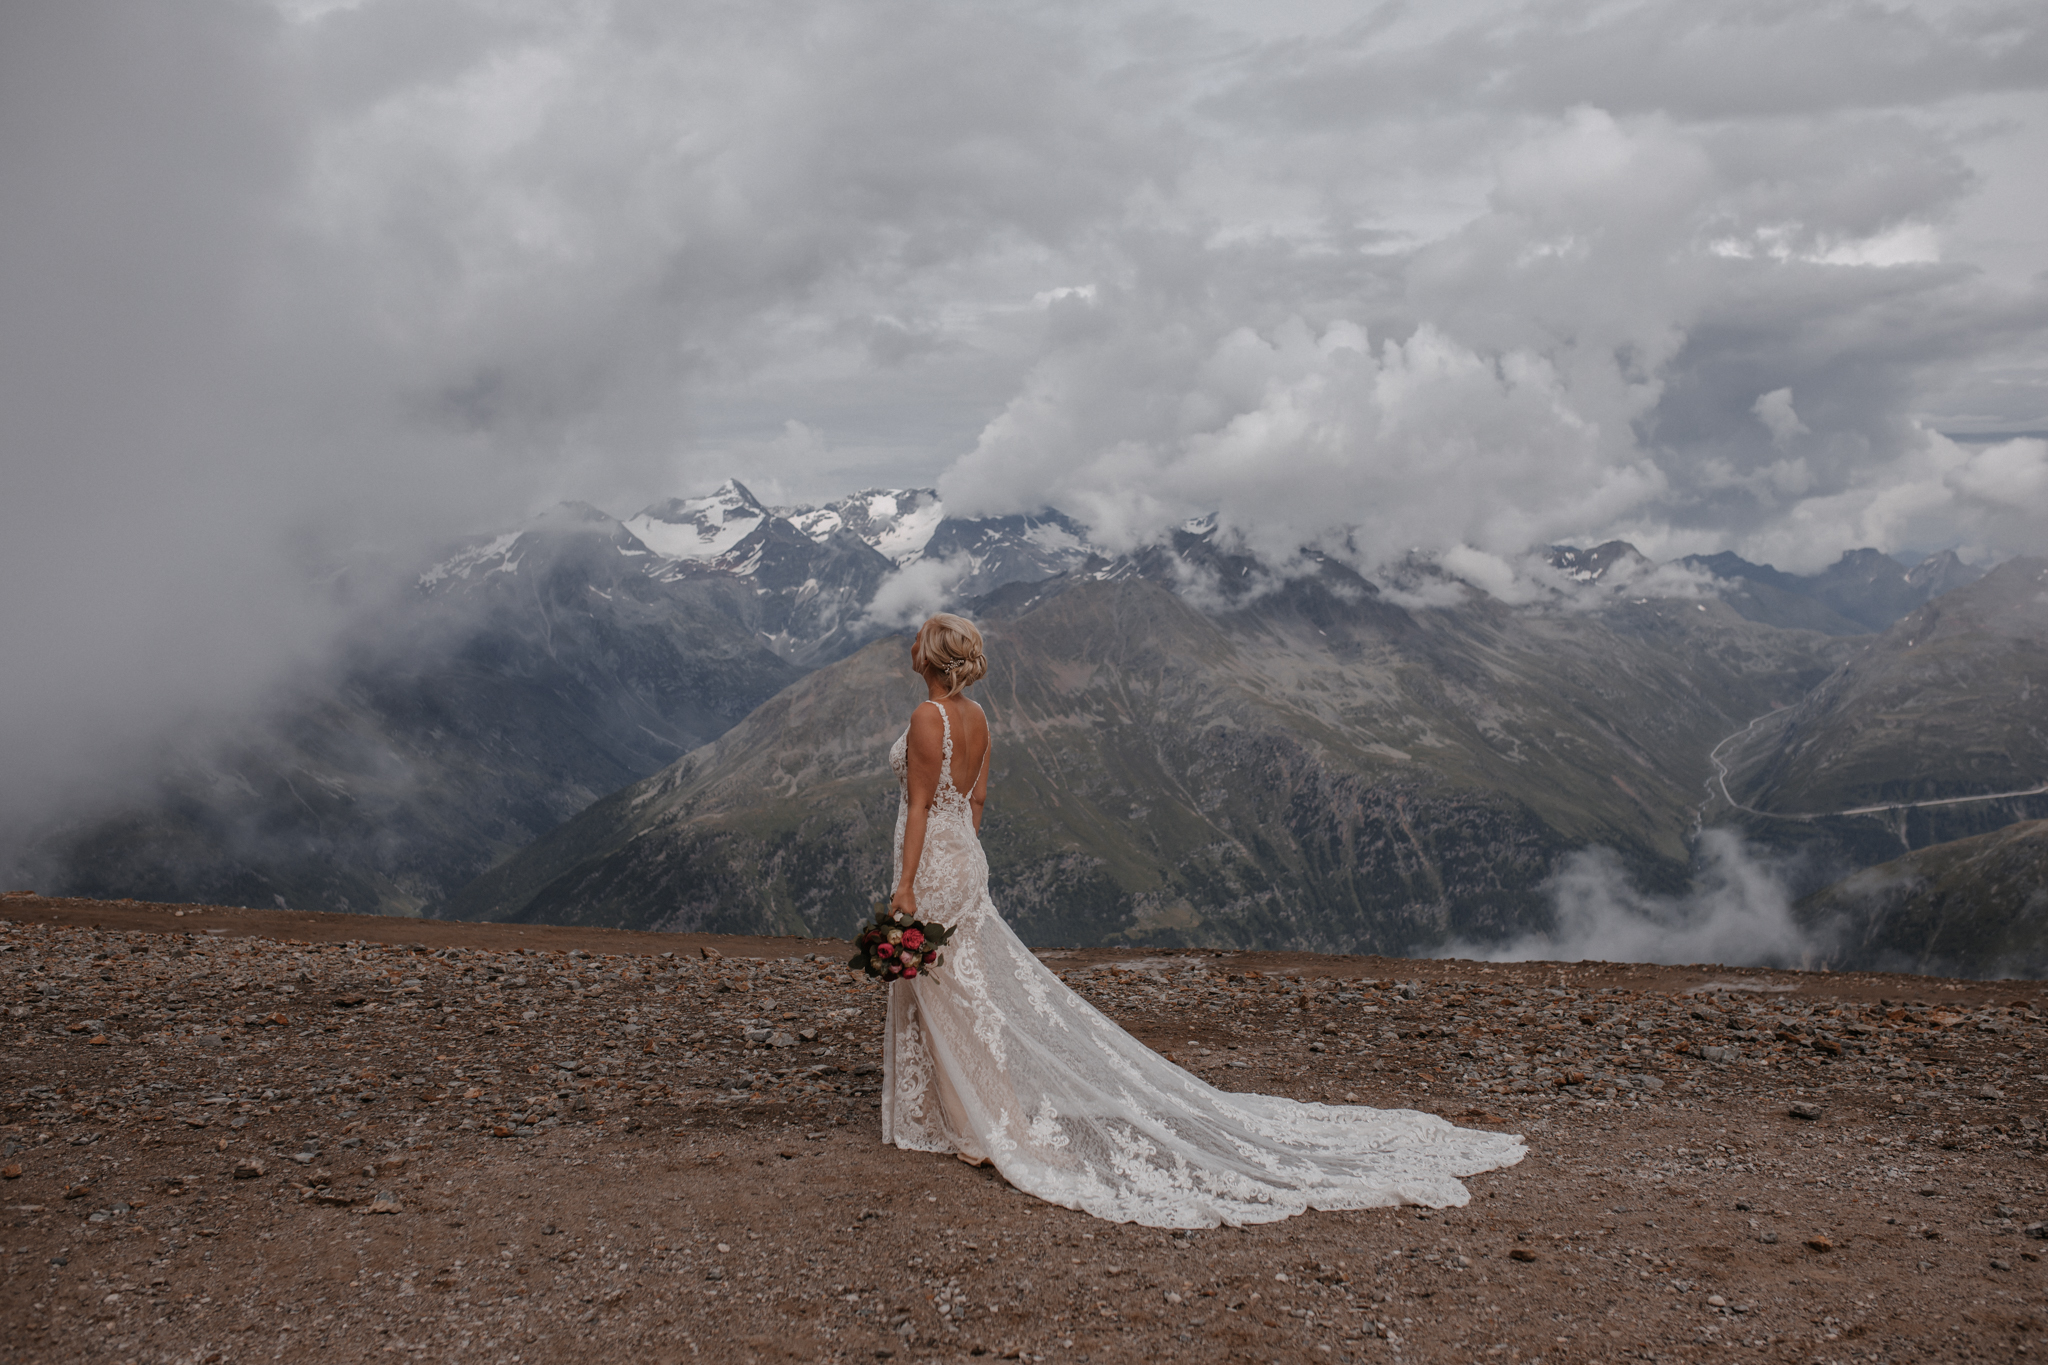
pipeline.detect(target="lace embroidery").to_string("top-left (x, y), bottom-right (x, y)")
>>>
top-left (883, 987), bottom-right (945, 1152)
top-left (1027, 1098), bottom-right (1071, 1151)
top-left (879, 696), bottom-right (1526, 1227)
top-left (988, 1110), bottom-right (1019, 1160)
top-left (1015, 954), bottom-right (1064, 1026)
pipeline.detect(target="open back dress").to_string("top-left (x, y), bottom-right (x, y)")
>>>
top-left (881, 698), bottom-right (1526, 1227)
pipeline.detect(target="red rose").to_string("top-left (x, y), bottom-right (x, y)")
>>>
top-left (901, 929), bottom-right (925, 950)
top-left (901, 964), bottom-right (918, 978)
top-left (875, 942), bottom-right (894, 958)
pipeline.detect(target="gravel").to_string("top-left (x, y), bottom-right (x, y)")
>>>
top-left (4, 893), bottom-right (2047, 1362)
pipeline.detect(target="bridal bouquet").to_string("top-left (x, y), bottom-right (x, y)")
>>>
top-left (849, 903), bottom-right (954, 981)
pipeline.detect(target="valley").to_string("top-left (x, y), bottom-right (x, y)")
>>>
top-left (443, 537), bottom-right (1851, 952)
top-left (17, 482), bottom-right (2044, 975)
top-left (1709, 558), bottom-right (2048, 879)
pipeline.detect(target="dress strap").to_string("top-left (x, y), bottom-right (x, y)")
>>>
top-left (925, 699), bottom-right (954, 774)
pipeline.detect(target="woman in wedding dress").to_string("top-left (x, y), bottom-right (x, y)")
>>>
top-left (883, 613), bottom-right (1526, 1228)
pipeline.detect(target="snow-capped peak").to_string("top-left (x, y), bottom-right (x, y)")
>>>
top-left (418, 530), bottom-right (522, 591)
top-left (780, 487), bottom-right (944, 565)
top-left (1546, 541), bottom-right (1652, 584)
top-left (625, 480), bottom-right (770, 562)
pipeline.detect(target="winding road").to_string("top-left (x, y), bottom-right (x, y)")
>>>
top-left (1701, 710), bottom-right (2048, 822)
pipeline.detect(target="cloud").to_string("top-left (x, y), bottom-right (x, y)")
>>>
top-left (1752, 388), bottom-right (1810, 446)
top-left (1445, 831), bottom-right (1822, 969)
top-left (944, 88), bottom-right (2048, 573)
top-left (860, 555), bottom-right (975, 630)
top-left (944, 310), bottom-right (1666, 566)
top-left (1740, 431), bottom-right (2048, 569)
top-left (1, 0), bottom-right (2045, 837)
top-left (0, 0), bottom-right (1178, 827)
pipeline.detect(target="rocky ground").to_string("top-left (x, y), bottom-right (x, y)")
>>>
top-left (4, 891), bottom-right (2047, 1365)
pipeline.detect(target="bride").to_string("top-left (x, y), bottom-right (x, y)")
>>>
top-left (881, 612), bottom-right (1526, 1228)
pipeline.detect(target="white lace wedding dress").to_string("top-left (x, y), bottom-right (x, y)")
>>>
top-left (882, 700), bottom-right (1527, 1228)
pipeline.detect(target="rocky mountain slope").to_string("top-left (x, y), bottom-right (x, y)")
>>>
top-left (26, 484), bottom-right (1095, 920)
top-left (1715, 558), bottom-right (2048, 872)
top-left (22, 470), bottom-right (2015, 958)
top-left (38, 505), bottom-right (809, 917)
top-left (447, 537), bottom-right (1851, 953)
top-left (1797, 819), bottom-right (2048, 979)
top-left (601, 480), bottom-right (1093, 662)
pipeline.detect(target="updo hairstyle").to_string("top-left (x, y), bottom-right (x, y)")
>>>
top-left (915, 613), bottom-right (988, 697)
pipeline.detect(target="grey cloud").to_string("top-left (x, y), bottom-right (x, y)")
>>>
top-left (2, 0), bottom-right (2046, 839)
top-left (1211, 1), bottom-right (2048, 126)
top-left (946, 69), bottom-right (2048, 571)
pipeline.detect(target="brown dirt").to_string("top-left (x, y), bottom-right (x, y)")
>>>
top-left (4, 891), bottom-right (2046, 1364)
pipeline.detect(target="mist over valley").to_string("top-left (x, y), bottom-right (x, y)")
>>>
top-left (17, 483), bottom-right (2045, 978)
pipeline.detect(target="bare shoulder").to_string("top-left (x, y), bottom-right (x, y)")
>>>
top-left (905, 701), bottom-right (946, 745)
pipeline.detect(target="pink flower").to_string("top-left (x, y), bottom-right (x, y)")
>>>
top-left (901, 928), bottom-right (925, 950)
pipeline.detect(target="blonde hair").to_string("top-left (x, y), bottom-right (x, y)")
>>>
top-left (914, 613), bottom-right (988, 696)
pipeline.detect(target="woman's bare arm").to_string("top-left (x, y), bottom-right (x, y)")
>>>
top-left (890, 704), bottom-right (946, 919)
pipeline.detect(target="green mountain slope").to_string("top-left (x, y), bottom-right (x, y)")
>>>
top-left (1718, 557), bottom-right (2048, 869)
top-left (1798, 819), bottom-right (2048, 978)
top-left (447, 559), bottom-right (1851, 952)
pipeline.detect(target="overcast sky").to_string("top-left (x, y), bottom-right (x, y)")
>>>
top-left (3, 0), bottom-right (2047, 813)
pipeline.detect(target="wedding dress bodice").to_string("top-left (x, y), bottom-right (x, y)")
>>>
top-left (882, 698), bottom-right (1525, 1228)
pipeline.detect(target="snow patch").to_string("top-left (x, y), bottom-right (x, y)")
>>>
top-left (873, 498), bottom-right (945, 564)
top-left (626, 482), bottom-right (767, 562)
top-left (418, 531), bottom-right (521, 590)
top-left (779, 487), bottom-right (944, 564)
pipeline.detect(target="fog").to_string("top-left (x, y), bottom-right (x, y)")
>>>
top-left (1443, 831), bottom-right (1822, 970)
top-left (3, 0), bottom-right (2046, 828)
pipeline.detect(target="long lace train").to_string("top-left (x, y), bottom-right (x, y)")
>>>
top-left (883, 700), bottom-right (1525, 1228)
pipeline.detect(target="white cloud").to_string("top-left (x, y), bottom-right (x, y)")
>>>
top-left (1380, 584), bottom-right (1466, 611)
top-left (1446, 831), bottom-right (1820, 969)
top-left (944, 313), bottom-right (1667, 569)
top-left (1737, 431), bottom-right (2048, 571)
top-left (1438, 547), bottom-right (1550, 607)
top-left (1811, 222), bottom-right (1943, 268)
top-left (860, 555), bottom-right (974, 630)
top-left (1752, 388), bottom-right (1810, 446)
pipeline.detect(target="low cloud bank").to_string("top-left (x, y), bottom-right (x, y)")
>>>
top-left (1441, 830), bottom-right (1823, 970)
top-left (861, 556), bottom-right (976, 630)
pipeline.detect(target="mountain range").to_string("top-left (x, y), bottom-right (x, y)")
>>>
top-left (444, 529), bottom-right (1858, 951)
top-left (1678, 547), bottom-right (1983, 635)
top-left (29, 483), bottom-right (1088, 916)
top-left (24, 481), bottom-right (2039, 973)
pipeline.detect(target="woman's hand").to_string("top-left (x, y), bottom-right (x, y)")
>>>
top-left (890, 884), bottom-right (919, 921)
